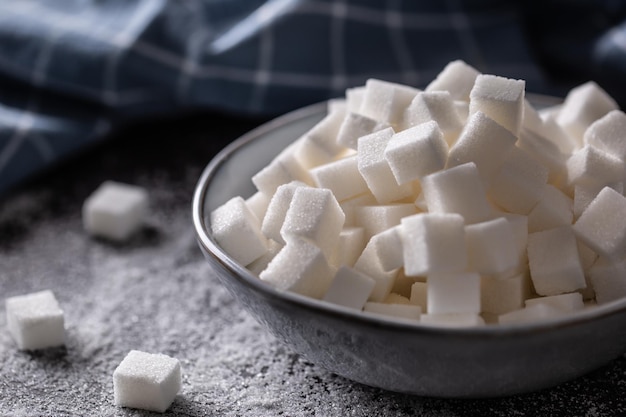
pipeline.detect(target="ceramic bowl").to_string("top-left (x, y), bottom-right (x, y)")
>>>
top-left (192, 99), bottom-right (626, 398)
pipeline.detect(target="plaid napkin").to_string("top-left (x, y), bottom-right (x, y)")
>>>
top-left (0, 0), bottom-right (624, 195)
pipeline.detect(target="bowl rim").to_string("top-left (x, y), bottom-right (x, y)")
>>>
top-left (192, 99), bottom-right (626, 340)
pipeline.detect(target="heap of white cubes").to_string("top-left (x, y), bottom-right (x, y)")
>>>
top-left (210, 59), bottom-right (626, 327)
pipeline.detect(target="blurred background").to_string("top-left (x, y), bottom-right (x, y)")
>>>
top-left (1, 0), bottom-right (626, 195)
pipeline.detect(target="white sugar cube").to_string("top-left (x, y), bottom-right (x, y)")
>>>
top-left (573, 182), bottom-right (623, 219)
top-left (469, 74), bottom-right (525, 135)
top-left (425, 60), bottom-right (480, 101)
top-left (421, 162), bottom-right (493, 224)
top-left (446, 111), bottom-right (517, 184)
top-left (82, 181), bottom-right (148, 241)
top-left (488, 147), bottom-right (548, 214)
top-left (557, 81), bottom-right (619, 146)
top-left (384, 120), bottom-right (448, 184)
top-left (251, 138), bottom-right (312, 195)
top-left (354, 238), bottom-right (399, 302)
top-left (409, 281), bottom-right (428, 311)
top-left (465, 217), bottom-right (519, 276)
top-left (295, 110), bottom-right (346, 169)
top-left (247, 239), bottom-right (283, 276)
top-left (260, 238), bottom-right (335, 299)
top-left (369, 226), bottom-right (404, 272)
top-left (309, 154), bottom-right (369, 201)
top-left (498, 303), bottom-right (566, 325)
top-left (336, 112), bottom-right (388, 150)
top-left (400, 213), bottom-right (467, 276)
top-left (359, 79), bottom-right (419, 126)
top-left (357, 128), bottom-right (414, 203)
top-left (211, 196), bottom-right (268, 266)
top-left (6, 290), bottom-right (65, 350)
top-left (261, 181), bottom-right (308, 244)
top-left (113, 350), bottom-right (181, 413)
top-left (525, 293), bottom-right (584, 312)
top-left (402, 91), bottom-right (463, 145)
top-left (566, 145), bottom-right (624, 189)
top-left (588, 258), bottom-right (626, 304)
top-left (340, 192), bottom-right (377, 227)
top-left (527, 185), bottom-right (573, 233)
top-left (501, 213), bottom-right (529, 267)
top-left (346, 86), bottom-right (366, 112)
top-left (323, 266), bottom-right (375, 310)
top-left (427, 272), bottom-right (481, 314)
top-left (280, 187), bottom-right (345, 258)
top-left (573, 187), bottom-right (626, 259)
top-left (354, 203), bottom-right (417, 241)
top-left (517, 129), bottom-right (568, 187)
top-left (363, 302), bottom-right (421, 321)
top-left (329, 227), bottom-right (366, 267)
top-left (245, 191), bottom-right (270, 223)
top-left (481, 273), bottom-right (530, 315)
top-left (527, 226), bottom-right (586, 296)
top-left (420, 313), bottom-right (485, 327)
top-left (584, 110), bottom-right (626, 160)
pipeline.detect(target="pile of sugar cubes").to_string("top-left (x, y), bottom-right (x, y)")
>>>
top-left (211, 59), bottom-right (626, 327)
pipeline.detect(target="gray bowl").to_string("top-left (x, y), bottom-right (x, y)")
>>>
top-left (192, 100), bottom-right (626, 398)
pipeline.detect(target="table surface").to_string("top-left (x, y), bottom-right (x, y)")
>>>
top-left (1, 110), bottom-right (626, 417)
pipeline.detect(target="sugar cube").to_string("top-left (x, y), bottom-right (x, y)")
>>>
top-left (336, 112), bottom-right (388, 150)
top-left (211, 196), bottom-right (268, 266)
top-left (6, 290), bottom-right (65, 350)
top-left (525, 293), bottom-right (584, 312)
top-left (363, 302), bottom-right (421, 321)
top-left (425, 59), bottom-right (480, 101)
top-left (359, 79), bottom-right (419, 127)
top-left (384, 120), bottom-right (448, 185)
top-left (527, 185), bottom-right (573, 233)
top-left (584, 110), bottom-right (626, 160)
top-left (469, 74), bottom-right (525, 135)
top-left (481, 273), bottom-right (530, 315)
top-left (588, 258), bottom-right (626, 304)
top-left (400, 213), bottom-right (467, 276)
top-left (573, 187), bottom-right (626, 259)
top-left (329, 227), bottom-right (366, 267)
top-left (82, 181), bottom-right (148, 241)
top-left (465, 217), bottom-right (519, 276)
top-left (527, 226), bottom-right (586, 296)
top-left (421, 162), bottom-right (493, 224)
top-left (261, 181), bottom-right (308, 244)
top-left (309, 154), bottom-right (369, 201)
top-left (427, 272), bottom-right (481, 314)
top-left (113, 350), bottom-right (181, 413)
top-left (402, 91), bottom-right (463, 145)
top-left (323, 266), bottom-right (375, 310)
top-left (498, 304), bottom-right (566, 325)
top-left (420, 313), bottom-right (485, 327)
top-left (566, 145), bottom-right (624, 190)
top-left (354, 203), bottom-right (417, 241)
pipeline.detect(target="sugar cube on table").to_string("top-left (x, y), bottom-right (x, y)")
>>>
top-left (446, 111), bottom-right (517, 184)
top-left (113, 350), bottom-right (182, 413)
top-left (421, 162), bottom-right (493, 224)
top-left (211, 196), bottom-right (268, 267)
top-left (82, 181), bottom-right (148, 242)
top-left (400, 213), bottom-right (467, 276)
top-left (425, 59), bottom-right (480, 102)
top-left (469, 74), bottom-right (525, 135)
top-left (584, 110), bottom-right (626, 160)
top-left (527, 226), bottom-right (586, 296)
top-left (323, 266), bottom-right (375, 310)
top-left (384, 120), bottom-right (448, 185)
top-left (556, 81), bottom-right (619, 146)
top-left (6, 290), bottom-right (65, 350)
top-left (427, 272), bottom-right (481, 314)
top-left (260, 238), bottom-right (336, 299)
top-left (357, 127), bottom-right (414, 204)
top-left (573, 187), bottom-right (626, 260)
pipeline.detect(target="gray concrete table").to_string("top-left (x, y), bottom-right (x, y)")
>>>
top-left (1, 112), bottom-right (625, 416)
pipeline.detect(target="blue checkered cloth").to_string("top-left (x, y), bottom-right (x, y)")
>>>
top-left (1, 0), bottom-right (625, 195)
